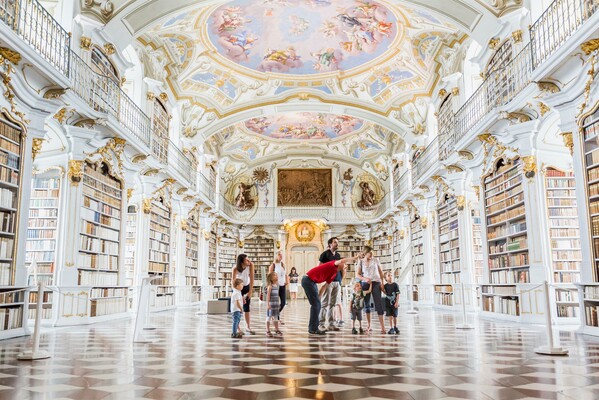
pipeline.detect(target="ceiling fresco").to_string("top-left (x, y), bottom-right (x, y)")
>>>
top-left (243, 112), bottom-right (364, 140)
top-left (207, 0), bottom-right (398, 75)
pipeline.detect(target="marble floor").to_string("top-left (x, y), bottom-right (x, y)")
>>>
top-left (1, 301), bottom-right (599, 399)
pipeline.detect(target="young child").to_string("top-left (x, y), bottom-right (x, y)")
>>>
top-left (384, 272), bottom-right (400, 334)
top-left (266, 271), bottom-right (282, 337)
top-left (350, 281), bottom-right (372, 334)
top-left (230, 278), bottom-right (244, 339)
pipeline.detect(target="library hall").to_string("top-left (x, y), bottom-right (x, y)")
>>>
top-left (3, 0), bottom-right (599, 399)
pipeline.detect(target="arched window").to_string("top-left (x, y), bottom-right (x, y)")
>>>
top-left (91, 47), bottom-right (119, 84)
top-left (151, 98), bottom-right (169, 164)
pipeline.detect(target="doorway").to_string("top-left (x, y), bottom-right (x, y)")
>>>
top-left (290, 246), bottom-right (320, 299)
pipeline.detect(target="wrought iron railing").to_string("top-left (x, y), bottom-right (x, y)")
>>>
top-left (168, 140), bottom-right (196, 189)
top-left (530, 0), bottom-right (599, 68)
top-left (398, 171), bottom-right (410, 197)
top-left (198, 173), bottom-right (215, 205)
top-left (412, 137), bottom-right (439, 184)
top-left (0, 0), bottom-right (70, 75)
top-left (439, 0), bottom-right (599, 161)
top-left (70, 52), bottom-right (151, 147)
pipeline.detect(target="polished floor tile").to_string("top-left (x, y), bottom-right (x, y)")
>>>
top-left (2, 301), bottom-right (599, 399)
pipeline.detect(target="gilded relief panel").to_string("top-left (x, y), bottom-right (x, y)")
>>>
top-left (277, 169), bottom-right (332, 206)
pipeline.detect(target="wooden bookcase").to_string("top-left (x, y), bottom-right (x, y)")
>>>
top-left (26, 171), bottom-right (61, 321)
top-left (545, 168), bottom-right (580, 321)
top-left (148, 197), bottom-right (175, 310)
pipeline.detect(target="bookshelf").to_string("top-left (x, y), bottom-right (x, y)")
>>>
top-left (244, 236), bottom-right (274, 291)
top-left (545, 168), bottom-right (581, 321)
top-left (338, 235), bottom-right (363, 286)
top-left (582, 107), bottom-right (599, 281)
top-left (392, 230), bottom-right (402, 280)
top-left (0, 118), bottom-right (23, 286)
top-left (26, 171), bottom-right (61, 321)
top-left (218, 235), bottom-right (237, 297)
top-left (484, 158), bottom-right (529, 285)
top-left (124, 205), bottom-right (136, 287)
top-left (481, 285), bottom-right (519, 316)
top-left (149, 197), bottom-right (175, 310)
top-left (472, 209), bottom-right (484, 284)
top-left (185, 216), bottom-right (199, 287)
top-left (435, 194), bottom-right (459, 307)
top-left (0, 287), bottom-right (29, 339)
top-left (581, 285), bottom-right (599, 332)
top-left (208, 231), bottom-right (217, 298)
top-left (373, 235), bottom-right (392, 272)
top-left (77, 162), bottom-right (128, 318)
top-left (411, 218), bottom-right (423, 301)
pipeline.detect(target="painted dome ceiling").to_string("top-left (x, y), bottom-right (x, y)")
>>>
top-left (207, 0), bottom-right (398, 75)
top-left (243, 112), bottom-right (364, 140)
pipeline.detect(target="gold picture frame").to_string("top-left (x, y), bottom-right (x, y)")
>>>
top-left (277, 168), bottom-right (332, 206)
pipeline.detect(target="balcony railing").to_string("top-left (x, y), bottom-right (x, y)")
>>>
top-left (398, 171), bottom-right (409, 197)
top-left (168, 140), bottom-right (196, 189)
top-left (412, 137), bottom-right (439, 184)
top-left (439, 0), bottom-right (598, 161)
top-left (198, 173), bottom-right (216, 205)
top-left (530, 0), bottom-right (599, 68)
top-left (0, 0), bottom-right (70, 75)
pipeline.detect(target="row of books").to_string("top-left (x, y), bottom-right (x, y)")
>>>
top-left (90, 298), bottom-right (127, 317)
top-left (25, 240), bottom-right (55, 251)
top-left (440, 249), bottom-right (460, 261)
top-left (553, 271), bottom-right (580, 283)
top-left (29, 291), bottom-right (52, 303)
top-left (585, 149), bottom-right (599, 167)
top-left (80, 236), bottom-right (119, 255)
top-left (440, 259), bottom-right (461, 272)
top-left (185, 276), bottom-right (198, 285)
top-left (0, 188), bottom-right (15, 209)
top-left (0, 149), bottom-right (19, 170)
top-left (550, 238), bottom-right (581, 249)
top-left (27, 229), bottom-right (56, 239)
top-left (550, 228), bottom-right (581, 237)
top-left (485, 174), bottom-right (522, 197)
top-left (434, 292), bottom-right (454, 306)
top-left (29, 208), bottom-right (58, 218)
top-left (482, 296), bottom-right (520, 315)
top-left (0, 137), bottom-right (19, 155)
top-left (548, 208), bottom-right (577, 217)
top-left (0, 211), bottom-right (14, 233)
top-left (488, 222), bottom-right (527, 239)
top-left (83, 195), bottom-right (121, 217)
top-left (0, 238), bottom-right (14, 258)
top-left (441, 273), bottom-right (461, 284)
top-left (78, 270), bottom-right (118, 286)
top-left (25, 251), bottom-right (55, 262)
top-left (0, 290), bottom-right (24, 304)
top-left (0, 307), bottom-right (23, 331)
top-left (553, 260), bottom-right (581, 270)
top-left (81, 210), bottom-right (120, 231)
top-left (79, 253), bottom-right (119, 270)
top-left (149, 240), bottom-right (169, 253)
top-left (149, 261), bottom-right (168, 273)
top-left (555, 289), bottom-right (579, 302)
top-left (0, 166), bottom-right (18, 185)
top-left (587, 166), bottom-right (599, 182)
top-left (151, 204), bottom-right (170, 221)
top-left (0, 123), bottom-right (21, 143)
top-left (28, 307), bottom-right (52, 320)
top-left (490, 269), bottom-right (529, 284)
top-left (585, 304), bottom-right (599, 327)
top-left (32, 178), bottom-right (59, 189)
top-left (487, 205), bottom-right (525, 225)
top-left (557, 304), bottom-right (579, 318)
top-left (152, 293), bottom-right (175, 309)
top-left (83, 164), bottom-right (121, 190)
top-left (485, 163), bottom-right (519, 185)
top-left (149, 250), bottom-right (169, 263)
top-left (90, 287), bottom-right (127, 298)
top-left (83, 175), bottom-right (121, 198)
top-left (83, 186), bottom-right (121, 209)
top-left (149, 229), bottom-right (170, 242)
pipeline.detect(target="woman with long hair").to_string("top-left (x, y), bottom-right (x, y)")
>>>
top-left (288, 267), bottom-right (299, 301)
top-left (355, 245), bottom-right (386, 334)
top-left (232, 253), bottom-right (256, 335)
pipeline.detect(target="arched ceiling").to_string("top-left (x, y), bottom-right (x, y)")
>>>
top-left (97, 0), bottom-right (517, 166)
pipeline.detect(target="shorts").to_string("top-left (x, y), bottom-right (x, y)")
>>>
top-left (350, 309), bottom-right (362, 321)
top-left (385, 303), bottom-right (398, 317)
top-left (241, 285), bottom-right (251, 312)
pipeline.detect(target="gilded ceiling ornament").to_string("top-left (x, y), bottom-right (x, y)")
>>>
top-left (127, 188), bottom-right (134, 200)
top-left (53, 107), bottom-right (70, 124)
top-left (418, 184), bottom-right (430, 193)
top-left (31, 138), bottom-right (44, 161)
top-left (103, 43), bottom-right (116, 55)
top-left (83, 0), bottom-right (114, 22)
top-left (0, 47), bottom-right (21, 65)
top-left (132, 154), bottom-right (148, 163)
top-left (538, 102), bottom-right (550, 116)
top-left (451, 87), bottom-right (460, 96)
top-left (473, 185), bottom-right (481, 199)
top-left (142, 168), bottom-right (159, 176)
top-left (420, 216), bottom-right (428, 229)
top-left (560, 132), bottom-right (574, 155)
top-left (181, 219), bottom-right (189, 231)
top-left (488, 38), bottom-right (500, 50)
top-left (146, 92), bottom-right (155, 101)
top-left (176, 187), bottom-right (188, 195)
top-left (43, 87), bottom-right (67, 99)
top-left (522, 155), bottom-right (537, 179)
top-left (438, 88), bottom-right (447, 97)
top-left (142, 198), bottom-right (152, 214)
top-left (456, 195), bottom-right (466, 211)
top-left (80, 36), bottom-right (92, 51)
top-left (159, 92), bottom-right (168, 102)
top-left (536, 81), bottom-right (560, 94)
top-left (238, 240), bottom-right (244, 248)
top-left (413, 123), bottom-right (425, 135)
top-left (253, 167), bottom-right (269, 184)
top-left (500, 111), bottom-right (532, 124)
top-left (458, 150), bottom-right (474, 160)
top-left (85, 137), bottom-right (127, 181)
top-left (581, 38), bottom-right (599, 55)
top-left (445, 164), bottom-right (464, 173)
top-left (68, 160), bottom-right (84, 185)
top-left (511, 30), bottom-right (523, 43)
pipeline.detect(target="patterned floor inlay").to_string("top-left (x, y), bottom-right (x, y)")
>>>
top-left (1, 301), bottom-right (599, 399)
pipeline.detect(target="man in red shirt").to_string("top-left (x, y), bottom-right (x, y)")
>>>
top-left (302, 254), bottom-right (363, 334)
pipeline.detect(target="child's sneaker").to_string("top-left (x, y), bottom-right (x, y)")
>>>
top-left (352, 328), bottom-right (358, 334)
top-left (387, 328), bottom-right (395, 334)
top-left (359, 328), bottom-right (364, 334)
top-left (394, 327), bottom-right (400, 334)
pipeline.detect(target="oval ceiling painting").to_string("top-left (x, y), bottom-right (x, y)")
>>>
top-left (208, 0), bottom-right (398, 75)
top-left (243, 112), bottom-right (364, 139)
